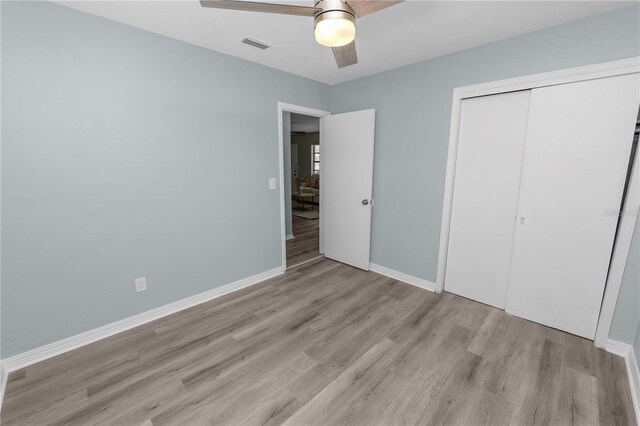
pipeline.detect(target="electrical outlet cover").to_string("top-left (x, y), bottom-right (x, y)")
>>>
top-left (135, 277), bottom-right (147, 292)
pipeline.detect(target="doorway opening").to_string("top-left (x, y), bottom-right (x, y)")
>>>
top-left (277, 102), bottom-right (329, 271)
top-left (278, 104), bottom-right (376, 271)
top-left (286, 113), bottom-right (323, 268)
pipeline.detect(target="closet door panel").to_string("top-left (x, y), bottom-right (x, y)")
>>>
top-left (505, 74), bottom-right (639, 338)
top-left (445, 91), bottom-right (531, 309)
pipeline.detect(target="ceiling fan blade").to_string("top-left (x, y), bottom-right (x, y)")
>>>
top-left (347, 0), bottom-right (403, 18)
top-left (332, 41), bottom-right (358, 69)
top-left (200, 0), bottom-right (320, 17)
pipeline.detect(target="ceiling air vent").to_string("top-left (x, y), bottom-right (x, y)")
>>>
top-left (242, 38), bottom-right (271, 50)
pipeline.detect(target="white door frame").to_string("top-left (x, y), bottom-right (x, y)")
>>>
top-left (277, 102), bottom-right (330, 269)
top-left (595, 132), bottom-right (639, 347)
top-left (435, 57), bottom-right (639, 347)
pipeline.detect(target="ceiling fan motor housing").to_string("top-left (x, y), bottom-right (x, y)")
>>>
top-left (313, 0), bottom-right (356, 29)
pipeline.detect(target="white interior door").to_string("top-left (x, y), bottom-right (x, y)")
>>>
top-left (506, 74), bottom-right (640, 339)
top-left (445, 91), bottom-right (531, 309)
top-left (321, 109), bottom-right (375, 270)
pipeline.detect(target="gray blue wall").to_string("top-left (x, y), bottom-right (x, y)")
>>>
top-left (330, 4), bottom-right (640, 283)
top-left (1, 1), bottom-right (329, 358)
top-left (636, 323), bottom-right (640, 367)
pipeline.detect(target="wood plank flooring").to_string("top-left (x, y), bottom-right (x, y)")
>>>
top-left (286, 216), bottom-right (320, 268)
top-left (1, 258), bottom-right (635, 425)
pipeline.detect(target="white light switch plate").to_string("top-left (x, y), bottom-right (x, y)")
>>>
top-left (269, 178), bottom-right (277, 190)
top-left (135, 277), bottom-right (147, 292)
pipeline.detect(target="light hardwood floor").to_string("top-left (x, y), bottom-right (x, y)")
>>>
top-left (286, 216), bottom-right (320, 268)
top-left (1, 258), bottom-right (635, 425)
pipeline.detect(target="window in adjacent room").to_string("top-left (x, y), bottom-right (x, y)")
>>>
top-left (312, 144), bottom-right (320, 174)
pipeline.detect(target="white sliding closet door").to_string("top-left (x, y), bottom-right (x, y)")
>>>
top-left (445, 91), bottom-right (531, 309)
top-left (506, 74), bottom-right (639, 339)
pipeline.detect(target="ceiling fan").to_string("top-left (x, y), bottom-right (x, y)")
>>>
top-left (200, 0), bottom-right (404, 68)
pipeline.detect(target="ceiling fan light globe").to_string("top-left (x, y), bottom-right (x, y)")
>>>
top-left (314, 17), bottom-right (355, 47)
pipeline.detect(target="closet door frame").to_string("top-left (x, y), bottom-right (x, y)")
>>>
top-left (435, 56), bottom-right (640, 349)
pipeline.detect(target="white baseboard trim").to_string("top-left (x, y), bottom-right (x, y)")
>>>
top-left (0, 264), bottom-right (285, 408)
top-left (604, 339), bottom-right (640, 422)
top-left (369, 263), bottom-right (436, 293)
top-left (604, 339), bottom-right (632, 357)
top-left (286, 234), bottom-right (294, 240)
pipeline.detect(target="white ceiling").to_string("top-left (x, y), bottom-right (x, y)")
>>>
top-left (291, 113), bottom-right (320, 133)
top-left (57, 0), bottom-right (634, 85)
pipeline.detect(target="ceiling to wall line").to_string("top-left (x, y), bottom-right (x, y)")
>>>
top-left (56, 1), bottom-right (633, 85)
